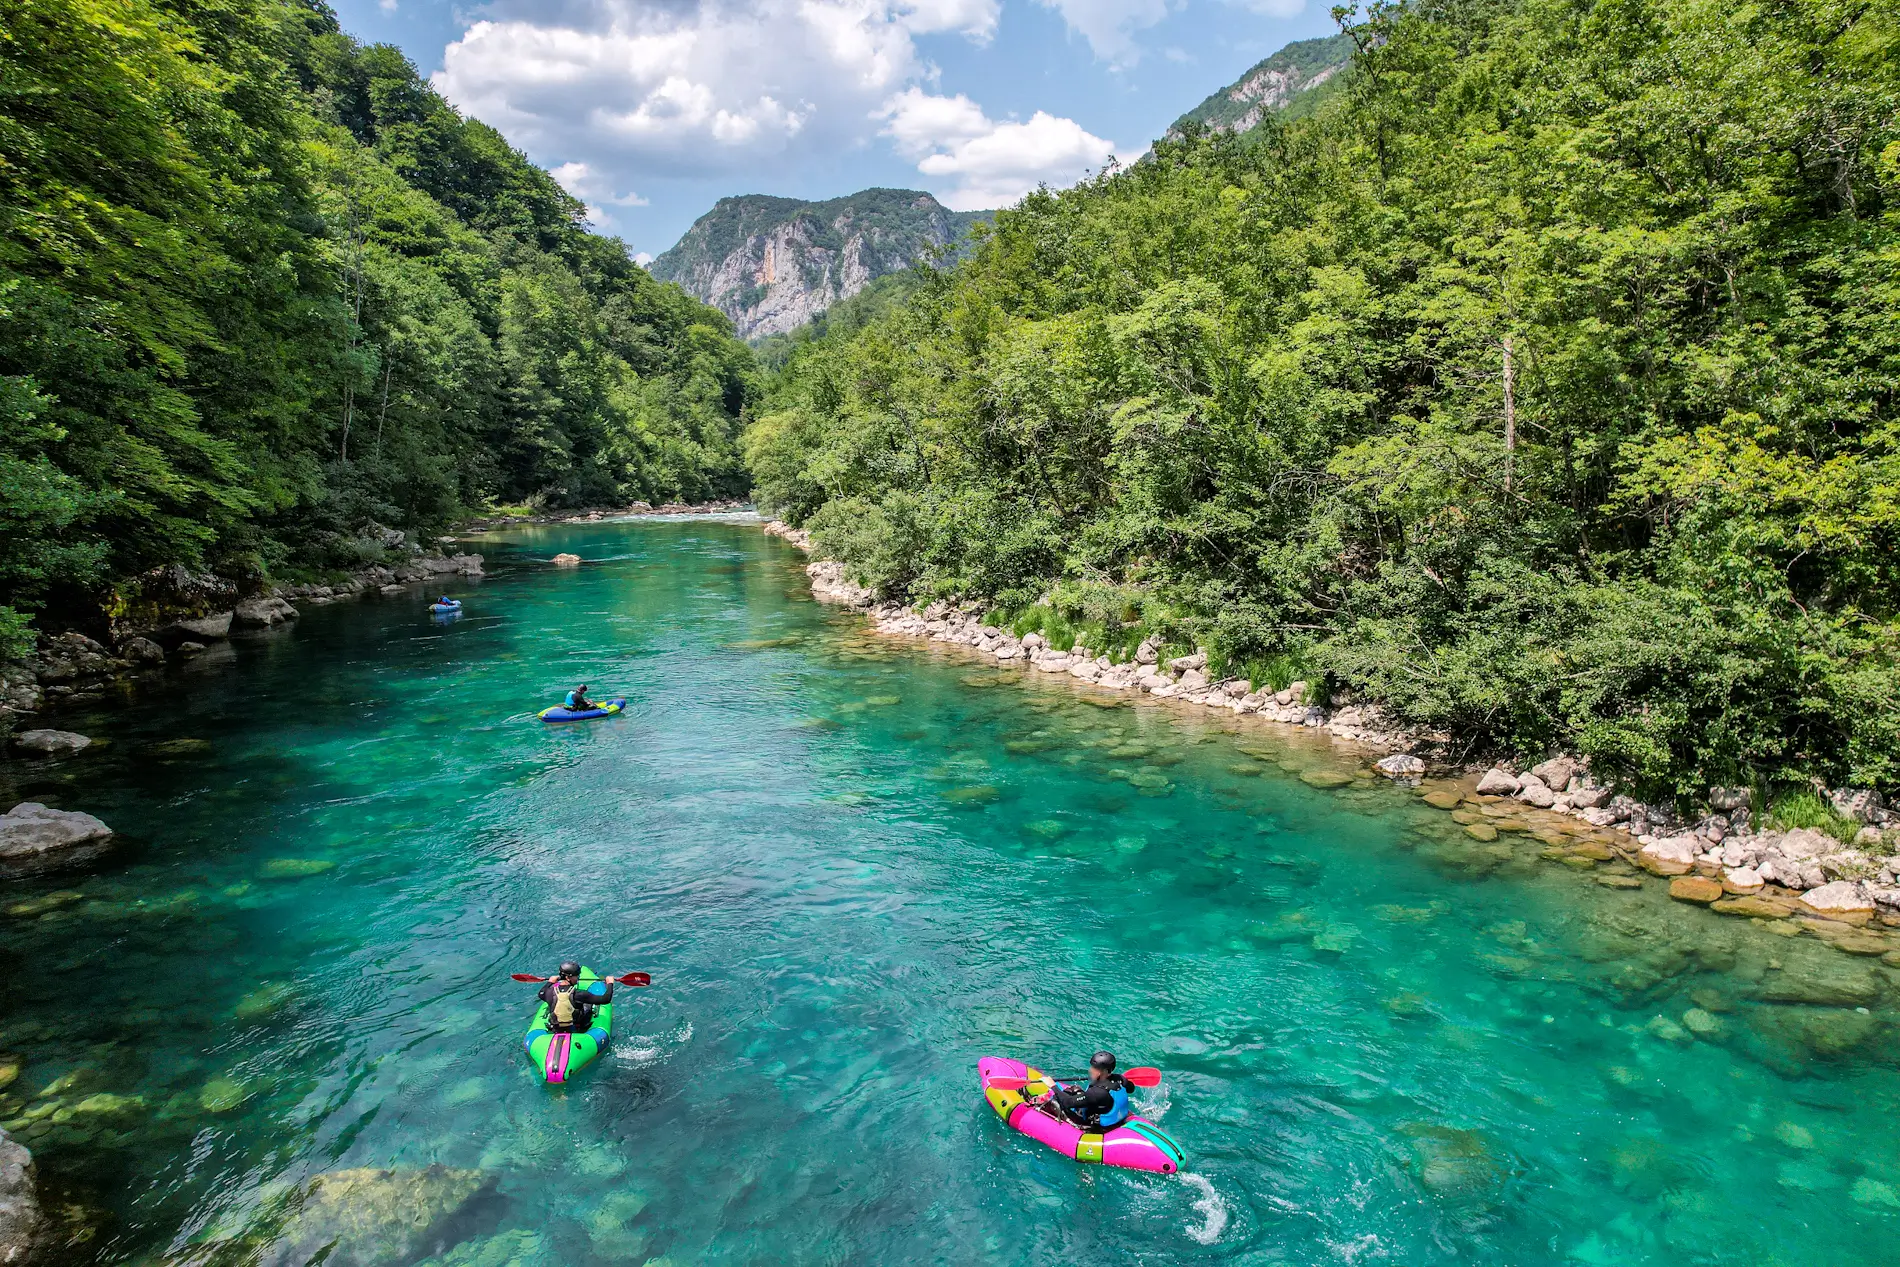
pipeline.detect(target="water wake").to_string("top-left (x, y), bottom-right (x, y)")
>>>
top-left (1181, 1173), bottom-right (1229, 1245)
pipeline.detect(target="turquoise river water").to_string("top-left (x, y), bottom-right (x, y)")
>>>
top-left (1, 518), bottom-right (1897, 1266)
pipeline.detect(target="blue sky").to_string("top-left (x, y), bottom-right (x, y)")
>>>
top-left (329, 0), bottom-right (1339, 260)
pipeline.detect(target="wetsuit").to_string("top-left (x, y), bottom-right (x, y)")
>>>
top-left (537, 978), bottom-right (614, 1033)
top-left (1050, 1075), bottom-right (1131, 1130)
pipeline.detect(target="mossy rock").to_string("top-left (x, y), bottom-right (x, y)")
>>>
top-left (261, 858), bottom-right (335, 879)
top-left (6, 891), bottom-right (84, 918)
top-left (200, 1075), bottom-right (250, 1113)
top-left (1421, 790), bottom-right (1463, 810)
top-left (1463, 823), bottom-right (1499, 842)
top-left (1300, 770), bottom-right (1353, 789)
top-left (150, 738), bottom-right (214, 758)
top-left (261, 1165), bottom-right (499, 1267)
top-left (862, 695), bottom-right (901, 706)
top-left (942, 785), bottom-right (1001, 805)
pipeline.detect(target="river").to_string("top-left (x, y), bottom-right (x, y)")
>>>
top-left (1, 517), bottom-right (1894, 1265)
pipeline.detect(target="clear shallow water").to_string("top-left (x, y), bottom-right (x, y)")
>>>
top-left (2, 520), bottom-right (1897, 1266)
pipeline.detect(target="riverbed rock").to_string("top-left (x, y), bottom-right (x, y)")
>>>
top-left (0, 803), bottom-right (113, 877)
top-left (1778, 828), bottom-right (1837, 860)
top-left (1797, 881), bottom-right (1874, 924)
top-left (0, 1130), bottom-right (37, 1266)
top-left (1722, 867), bottom-right (1764, 895)
top-left (233, 597), bottom-right (299, 628)
top-left (260, 1165), bottom-right (498, 1267)
top-left (1475, 768), bottom-right (1519, 795)
top-left (551, 554), bottom-right (581, 568)
top-left (11, 730), bottom-right (91, 757)
top-left (1375, 754), bottom-right (1426, 779)
top-left (1711, 894), bottom-right (1793, 919)
top-left (1668, 876), bottom-right (1724, 904)
top-left (1401, 1123), bottom-right (1505, 1202)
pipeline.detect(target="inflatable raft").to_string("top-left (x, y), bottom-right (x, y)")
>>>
top-left (429, 599), bottom-right (462, 614)
top-left (537, 697), bottom-right (628, 723)
top-left (523, 967), bottom-right (613, 1083)
top-left (979, 1057), bottom-right (1185, 1174)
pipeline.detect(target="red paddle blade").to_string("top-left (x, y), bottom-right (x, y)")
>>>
top-left (987, 1077), bottom-right (1032, 1091)
top-left (1122, 1067), bottom-right (1161, 1087)
top-left (616, 972), bottom-right (651, 986)
top-left (510, 973), bottom-right (544, 982)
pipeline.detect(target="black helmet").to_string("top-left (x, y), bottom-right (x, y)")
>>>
top-left (1090, 1050), bottom-right (1117, 1072)
top-left (558, 961), bottom-right (581, 979)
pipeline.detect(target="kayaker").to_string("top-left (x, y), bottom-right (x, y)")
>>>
top-left (564, 684), bottom-right (595, 712)
top-left (1034, 1051), bottom-right (1132, 1131)
top-left (437, 595), bottom-right (455, 606)
top-left (537, 962), bottom-right (615, 1033)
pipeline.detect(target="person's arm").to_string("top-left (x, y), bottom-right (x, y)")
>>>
top-left (589, 981), bottom-right (615, 1003)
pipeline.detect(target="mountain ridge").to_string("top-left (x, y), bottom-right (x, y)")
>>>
top-left (649, 189), bottom-right (987, 341)
top-left (1171, 33), bottom-right (1355, 137)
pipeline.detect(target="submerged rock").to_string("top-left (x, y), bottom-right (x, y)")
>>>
top-left (260, 1165), bottom-right (498, 1267)
top-left (0, 1129), bottom-right (38, 1266)
top-left (551, 554), bottom-right (581, 567)
top-left (1668, 876), bottom-right (1724, 904)
top-left (1797, 881), bottom-right (1874, 924)
top-left (1401, 1123), bottom-right (1506, 1201)
top-left (0, 803), bottom-right (113, 878)
top-left (11, 730), bottom-right (91, 757)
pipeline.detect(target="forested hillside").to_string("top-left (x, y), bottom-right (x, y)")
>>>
top-left (0, 0), bottom-right (754, 652)
top-left (748, 0), bottom-right (1900, 799)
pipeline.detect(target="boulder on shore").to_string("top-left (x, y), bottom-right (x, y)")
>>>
top-left (0, 1130), bottom-right (37, 1267)
top-left (120, 636), bottom-right (166, 665)
top-left (1475, 768), bottom-right (1519, 796)
top-left (1531, 756), bottom-right (1578, 791)
top-left (163, 612), bottom-right (233, 641)
top-left (1515, 773), bottom-right (1556, 808)
top-left (234, 597), bottom-right (299, 628)
top-left (1797, 881), bottom-right (1874, 924)
top-left (0, 803), bottom-right (114, 878)
top-left (1638, 835), bottom-right (1698, 876)
top-left (259, 1165), bottom-right (497, 1267)
top-left (11, 730), bottom-right (91, 757)
top-left (1375, 754), bottom-right (1426, 779)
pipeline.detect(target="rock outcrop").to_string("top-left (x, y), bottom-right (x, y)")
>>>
top-left (0, 803), bottom-right (114, 877)
top-left (1169, 33), bottom-right (1353, 138)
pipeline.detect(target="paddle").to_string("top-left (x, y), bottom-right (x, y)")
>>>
top-left (511, 972), bottom-right (651, 986)
top-left (987, 1066), bottom-right (1161, 1091)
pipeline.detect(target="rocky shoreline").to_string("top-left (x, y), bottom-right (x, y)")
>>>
top-left (767, 521), bottom-right (1900, 944)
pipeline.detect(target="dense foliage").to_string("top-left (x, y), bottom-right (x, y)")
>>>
top-left (749, 0), bottom-right (1900, 798)
top-left (0, 0), bottom-right (754, 651)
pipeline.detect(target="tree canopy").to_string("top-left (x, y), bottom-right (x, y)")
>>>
top-left (748, 0), bottom-right (1900, 798)
top-left (0, 0), bottom-right (755, 651)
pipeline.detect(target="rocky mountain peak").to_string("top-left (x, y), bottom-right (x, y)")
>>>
top-left (648, 189), bottom-right (988, 341)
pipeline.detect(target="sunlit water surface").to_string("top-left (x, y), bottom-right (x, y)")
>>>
top-left (1, 519), bottom-right (1896, 1266)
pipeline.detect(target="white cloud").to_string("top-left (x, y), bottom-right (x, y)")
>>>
top-left (1222, 0), bottom-right (1307, 14)
top-left (432, 0), bottom-right (1000, 178)
top-left (549, 160), bottom-right (649, 228)
top-left (878, 87), bottom-right (1118, 210)
top-left (1035, 0), bottom-right (1177, 63)
top-left (379, 0), bottom-right (397, 11)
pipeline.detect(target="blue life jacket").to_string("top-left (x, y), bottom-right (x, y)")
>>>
top-left (1098, 1086), bottom-right (1131, 1129)
top-left (565, 691), bottom-right (584, 709)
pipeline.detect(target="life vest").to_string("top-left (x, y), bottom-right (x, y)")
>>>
top-left (565, 692), bottom-right (583, 709)
top-left (1097, 1084), bottom-right (1131, 1129)
top-left (552, 983), bottom-right (577, 1028)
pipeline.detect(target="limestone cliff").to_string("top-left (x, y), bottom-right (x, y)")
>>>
top-left (648, 189), bottom-right (987, 341)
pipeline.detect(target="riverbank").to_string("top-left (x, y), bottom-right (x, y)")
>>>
top-left (765, 522), bottom-right (1900, 947)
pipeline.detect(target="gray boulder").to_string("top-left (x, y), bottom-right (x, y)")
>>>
top-left (1830, 787), bottom-right (1886, 824)
top-left (12, 730), bottom-right (91, 756)
top-left (233, 597), bottom-right (299, 628)
top-left (1531, 755), bottom-right (1578, 790)
top-left (1515, 773), bottom-right (1556, 808)
top-left (0, 802), bottom-right (114, 877)
top-left (1779, 827), bottom-right (1836, 860)
top-left (162, 612), bottom-right (232, 641)
top-left (1475, 768), bottom-right (1520, 795)
top-left (120, 636), bottom-right (166, 665)
top-left (0, 1131), bottom-right (38, 1266)
top-left (1709, 786), bottom-right (1753, 811)
top-left (1375, 754), bottom-right (1426, 778)
top-left (1167, 651), bottom-right (1207, 672)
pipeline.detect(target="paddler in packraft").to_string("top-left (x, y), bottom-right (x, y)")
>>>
top-left (1031, 1050), bottom-right (1133, 1130)
top-left (537, 961), bottom-right (616, 1032)
top-left (564, 684), bottom-right (596, 713)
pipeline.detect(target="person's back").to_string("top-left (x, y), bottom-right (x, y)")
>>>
top-left (1046, 1052), bottom-right (1131, 1130)
top-left (564, 684), bottom-right (593, 711)
top-left (538, 962), bottom-right (613, 1032)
